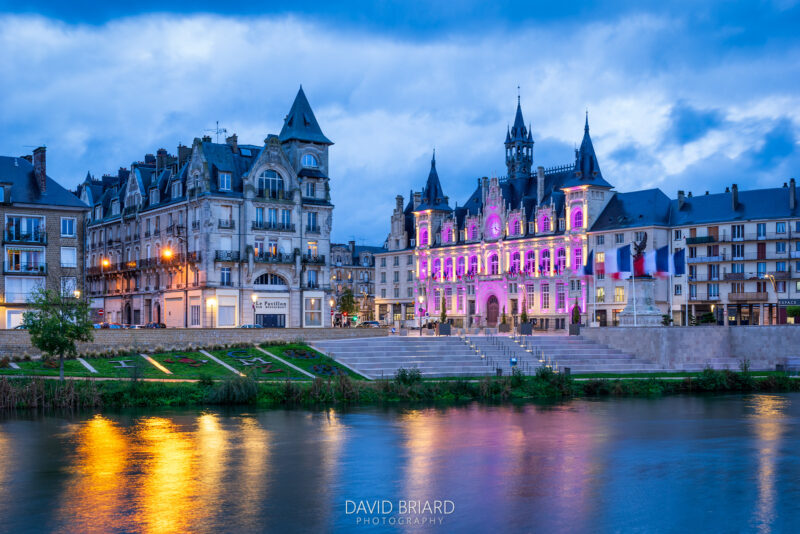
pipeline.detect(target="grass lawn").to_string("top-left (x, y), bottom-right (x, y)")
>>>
top-left (209, 347), bottom-right (309, 380)
top-left (0, 358), bottom-right (95, 377)
top-left (263, 343), bottom-right (367, 380)
top-left (85, 356), bottom-right (169, 378)
top-left (148, 351), bottom-right (236, 379)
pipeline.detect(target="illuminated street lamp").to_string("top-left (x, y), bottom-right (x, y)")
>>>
top-left (251, 293), bottom-right (258, 323)
top-left (162, 248), bottom-right (173, 260)
top-left (418, 295), bottom-right (425, 336)
top-left (73, 289), bottom-right (81, 299)
top-left (207, 297), bottom-right (217, 328)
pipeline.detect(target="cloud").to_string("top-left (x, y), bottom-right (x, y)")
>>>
top-left (0, 10), bottom-right (799, 244)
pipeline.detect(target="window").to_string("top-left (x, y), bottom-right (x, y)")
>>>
top-left (510, 251), bottom-right (520, 273)
top-left (393, 271), bottom-right (399, 283)
top-left (731, 225), bottom-right (744, 239)
top-left (407, 255), bottom-right (413, 265)
top-left (172, 182), bottom-right (182, 199)
top-left (572, 209), bottom-right (583, 229)
top-left (469, 255), bottom-right (478, 275)
top-left (60, 276), bottom-right (77, 297)
top-left (731, 263), bottom-right (745, 274)
top-left (757, 223), bottom-right (766, 238)
top-left (218, 305), bottom-right (235, 326)
top-left (381, 272), bottom-right (386, 283)
top-left (60, 247), bottom-right (77, 268)
top-left (111, 200), bottom-right (120, 216)
top-left (732, 244), bottom-right (744, 259)
top-left (307, 212), bottom-right (318, 231)
top-left (432, 258), bottom-right (441, 279)
top-left (468, 225), bottom-right (478, 240)
top-left (796, 221), bottom-right (800, 233)
top-left (419, 227), bottom-right (428, 246)
top-left (526, 284), bottom-right (535, 306)
top-left (61, 218), bottom-right (76, 237)
top-left (541, 249), bottom-right (551, 274)
top-left (672, 284), bottom-right (681, 296)
top-left (381, 289), bottom-right (386, 298)
top-left (776, 242), bottom-right (786, 253)
top-left (281, 209), bottom-right (291, 227)
top-left (407, 287), bottom-right (413, 298)
top-left (302, 154), bottom-right (319, 168)
top-left (558, 219), bottom-right (565, 231)
top-left (393, 288), bottom-right (400, 298)
top-left (709, 284), bottom-right (720, 298)
top-left (614, 287), bottom-right (625, 303)
top-left (540, 216), bottom-right (550, 233)
top-left (776, 261), bottom-right (787, 272)
top-left (556, 248), bottom-right (566, 274)
top-left (444, 258), bottom-right (453, 279)
top-left (380, 257), bottom-right (386, 267)
top-left (221, 267), bottom-right (231, 286)
top-left (634, 231), bottom-right (646, 242)
top-left (307, 270), bottom-right (318, 287)
top-left (777, 222), bottom-right (786, 234)
top-left (776, 281), bottom-right (787, 293)
top-left (489, 254), bottom-right (499, 275)
top-left (525, 251), bottom-right (536, 273)
top-left (757, 262), bottom-right (766, 277)
top-left (674, 230), bottom-right (682, 241)
top-left (596, 287), bottom-right (605, 303)
top-left (5, 276), bottom-right (44, 303)
top-left (596, 235), bottom-right (604, 245)
top-left (218, 172), bottom-right (232, 191)
top-left (689, 285), bottom-right (697, 298)
top-left (556, 283), bottom-right (566, 309)
top-left (190, 305), bottom-right (200, 326)
top-left (306, 182), bottom-right (316, 197)
top-left (513, 219), bottom-right (521, 235)
top-left (456, 256), bottom-right (465, 277)
top-left (307, 241), bottom-right (318, 256)
top-left (407, 270), bottom-right (413, 281)
top-left (574, 247), bottom-right (582, 270)
top-left (541, 283), bottom-right (550, 309)
top-left (254, 274), bottom-right (286, 287)
top-left (258, 170), bottom-right (284, 198)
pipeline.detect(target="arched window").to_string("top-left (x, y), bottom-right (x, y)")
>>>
top-left (511, 251), bottom-right (521, 273)
top-left (469, 255), bottom-right (478, 275)
top-left (433, 258), bottom-right (441, 279)
top-left (419, 226), bottom-right (428, 246)
top-left (574, 247), bottom-right (582, 270)
top-left (258, 170), bottom-right (284, 199)
top-left (420, 259), bottom-right (428, 279)
top-left (456, 256), bottom-right (466, 277)
top-left (254, 273), bottom-right (288, 286)
top-left (301, 154), bottom-right (318, 168)
top-left (444, 258), bottom-right (453, 279)
top-left (556, 248), bottom-right (566, 274)
top-left (572, 208), bottom-right (583, 229)
top-left (513, 219), bottom-right (521, 235)
top-left (525, 250), bottom-right (536, 272)
top-left (541, 249), bottom-right (551, 274)
top-left (489, 254), bottom-right (499, 275)
top-left (540, 215), bottom-right (551, 233)
top-left (468, 225), bottom-right (477, 240)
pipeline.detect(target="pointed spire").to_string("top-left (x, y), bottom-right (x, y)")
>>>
top-left (505, 126), bottom-right (511, 143)
top-left (415, 149), bottom-right (451, 212)
top-left (585, 109), bottom-right (589, 133)
top-left (575, 111), bottom-right (602, 182)
top-left (279, 86), bottom-right (333, 145)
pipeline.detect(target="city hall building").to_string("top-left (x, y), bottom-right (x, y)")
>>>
top-left (79, 87), bottom-right (333, 328)
top-left (405, 99), bottom-right (800, 329)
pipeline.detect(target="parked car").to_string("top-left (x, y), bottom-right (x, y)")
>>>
top-left (13, 324), bottom-right (27, 330)
top-left (144, 322), bottom-right (166, 329)
top-left (97, 322), bottom-right (124, 329)
top-left (239, 324), bottom-right (264, 329)
top-left (360, 321), bottom-right (381, 328)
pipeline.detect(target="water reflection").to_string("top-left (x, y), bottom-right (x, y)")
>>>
top-left (748, 395), bottom-right (789, 534)
top-left (236, 417), bottom-right (270, 526)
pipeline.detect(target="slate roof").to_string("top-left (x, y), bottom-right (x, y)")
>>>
top-left (415, 153), bottom-right (452, 212)
top-left (0, 156), bottom-right (88, 209)
top-left (669, 186), bottom-right (800, 226)
top-left (279, 86), bottom-right (333, 145)
top-left (591, 189), bottom-right (672, 231)
top-left (560, 116), bottom-right (613, 189)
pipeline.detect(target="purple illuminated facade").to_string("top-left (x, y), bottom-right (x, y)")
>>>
top-left (411, 102), bottom-right (614, 329)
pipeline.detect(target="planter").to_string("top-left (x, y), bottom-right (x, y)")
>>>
top-left (439, 323), bottom-right (452, 336)
top-left (568, 323), bottom-right (581, 336)
top-left (518, 322), bottom-right (533, 336)
top-left (498, 323), bottom-right (511, 333)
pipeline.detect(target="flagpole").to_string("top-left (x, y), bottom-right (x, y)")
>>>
top-left (632, 247), bottom-right (637, 327)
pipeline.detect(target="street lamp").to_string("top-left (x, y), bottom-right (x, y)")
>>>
top-left (73, 289), bottom-right (81, 299)
top-left (207, 297), bottom-right (217, 328)
top-left (251, 293), bottom-right (258, 324)
top-left (418, 295), bottom-right (425, 336)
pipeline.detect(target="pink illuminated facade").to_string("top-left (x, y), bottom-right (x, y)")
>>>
top-left (411, 103), bottom-right (614, 329)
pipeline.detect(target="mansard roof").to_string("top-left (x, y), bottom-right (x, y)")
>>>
top-left (0, 156), bottom-right (88, 209)
top-left (415, 153), bottom-right (452, 212)
top-left (279, 86), bottom-right (333, 145)
top-left (591, 189), bottom-right (672, 231)
top-left (200, 140), bottom-right (258, 195)
top-left (668, 185), bottom-right (800, 226)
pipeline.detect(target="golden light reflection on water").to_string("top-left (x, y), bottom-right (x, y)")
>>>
top-left (749, 395), bottom-right (788, 534)
top-left (196, 413), bottom-right (229, 520)
top-left (56, 415), bottom-right (128, 534)
top-left (0, 428), bottom-right (10, 505)
top-left (236, 417), bottom-right (271, 525)
top-left (135, 417), bottom-right (198, 534)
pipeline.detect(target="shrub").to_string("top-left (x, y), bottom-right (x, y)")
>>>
top-left (394, 367), bottom-right (422, 386)
top-left (0, 356), bottom-right (10, 369)
top-left (207, 376), bottom-right (258, 404)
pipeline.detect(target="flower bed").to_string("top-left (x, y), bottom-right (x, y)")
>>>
top-left (209, 348), bottom-right (309, 380)
top-left (147, 352), bottom-right (236, 379)
top-left (262, 343), bottom-right (366, 380)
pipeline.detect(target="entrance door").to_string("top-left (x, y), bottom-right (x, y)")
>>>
top-left (256, 313), bottom-right (286, 328)
top-left (486, 295), bottom-right (499, 327)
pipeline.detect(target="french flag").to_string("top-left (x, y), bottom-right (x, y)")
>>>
top-left (672, 248), bottom-right (686, 276)
top-left (609, 245), bottom-right (632, 279)
top-left (644, 246), bottom-right (670, 277)
top-left (583, 250), bottom-right (594, 276)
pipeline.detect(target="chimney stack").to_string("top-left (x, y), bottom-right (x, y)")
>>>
top-left (731, 184), bottom-right (739, 210)
top-left (790, 178), bottom-right (796, 211)
top-left (348, 240), bottom-right (355, 254)
top-left (677, 190), bottom-right (685, 209)
top-left (156, 148), bottom-right (168, 173)
top-left (413, 191), bottom-right (422, 209)
top-left (226, 134), bottom-right (239, 154)
top-left (395, 195), bottom-right (404, 212)
top-left (33, 147), bottom-right (46, 194)
top-left (537, 166), bottom-right (545, 206)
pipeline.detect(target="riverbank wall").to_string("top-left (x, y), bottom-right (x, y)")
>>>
top-left (0, 328), bottom-right (389, 358)
top-left (581, 325), bottom-right (799, 369)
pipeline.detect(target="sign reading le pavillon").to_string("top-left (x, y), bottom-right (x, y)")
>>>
top-left (254, 298), bottom-right (289, 312)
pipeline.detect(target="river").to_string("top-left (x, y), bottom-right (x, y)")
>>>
top-left (1, 395), bottom-right (799, 533)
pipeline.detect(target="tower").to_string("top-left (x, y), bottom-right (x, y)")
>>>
top-left (505, 95), bottom-right (533, 180)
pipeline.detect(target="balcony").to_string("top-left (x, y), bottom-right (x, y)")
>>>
top-left (723, 272), bottom-right (745, 281)
top-left (686, 236), bottom-right (716, 245)
top-left (145, 231), bottom-right (151, 238)
top-left (255, 252), bottom-right (295, 264)
top-left (302, 254), bottom-right (326, 265)
top-left (256, 189), bottom-right (294, 202)
top-left (687, 254), bottom-right (726, 264)
top-left (166, 224), bottom-right (175, 235)
top-left (252, 220), bottom-right (296, 232)
top-left (192, 220), bottom-right (201, 230)
top-left (729, 292), bottom-right (769, 302)
top-left (688, 292), bottom-right (720, 302)
top-left (768, 271), bottom-right (791, 280)
top-left (218, 219), bottom-right (235, 230)
top-left (4, 262), bottom-right (47, 275)
top-left (215, 250), bottom-right (240, 262)
top-left (304, 282), bottom-right (329, 290)
top-left (153, 229), bottom-right (161, 237)
top-left (305, 225), bottom-right (321, 234)
top-left (4, 231), bottom-right (46, 245)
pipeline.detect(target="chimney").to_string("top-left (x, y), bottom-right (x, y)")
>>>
top-left (688, 191), bottom-right (692, 198)
top-left (731, 184), bottom-right (738, 210)
top-left (33, 146), bottom-right (46, 193)
top-left (537, 166), bottom-right (545, 206)
top-left (156, 148), bottom-right (168, 173)
top-left (413, 191), bottom-right (422, 209)
top-left (677, 190), bottom-right (685, 209)
top-left (348, 240), bottom-right (355, 254)
top-left (178, 144), bottom-right (192, 168)
top-left (202, 135), bottom-right (212, 142)
top-left (395, 195), bottom-right (404, 212)
top-left (226, 134), bottom-right (239, 154)
top-left (790, 178), bottom-right (796, 211)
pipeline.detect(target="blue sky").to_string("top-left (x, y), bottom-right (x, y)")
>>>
top-left (1, 1), bottom-right (799, 245)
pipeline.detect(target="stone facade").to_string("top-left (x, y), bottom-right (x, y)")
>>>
top-left (78, 88), bottom-right (334, 329)
top-left (374, 194), bottom-right (416, 326)
top-left (330, 241), bottom-right (381, 324)
top-left (0, 148), bottom-right (89, 328)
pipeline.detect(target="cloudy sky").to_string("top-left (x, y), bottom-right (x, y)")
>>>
top-left (1, 1), bottom-right (799, 244)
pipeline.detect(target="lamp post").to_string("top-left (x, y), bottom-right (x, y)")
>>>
top-left (329, 297), bottom-right (336, 327)
top-left (207, 297), bottom-right (216, 328)
top-left (251, 293), bottom-right (258, 325)
top-left (161, 232), bottom-right (190, 328)
top-left (418, 295), bottom-right (425, 336)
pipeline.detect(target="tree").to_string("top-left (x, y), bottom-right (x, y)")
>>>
top-left (338, 289), bottom-right (357, 317)
top-left (440, 294), bottom-right (447, 323)
top-left (520, 296), bottom-right (528, 324)
top-left (22, 288), bottom-right (93, 381)
top-left (571, 297), bottom-right (581, 325)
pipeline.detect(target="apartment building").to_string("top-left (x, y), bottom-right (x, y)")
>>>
top-left (79, 87), bottom-right (333, 328)
top-left (330, 241), bottom-right (382, 324)
top-left (374, 195), bottom-right (417, 326)
top-left (0, 148), bottom-right (89, 328)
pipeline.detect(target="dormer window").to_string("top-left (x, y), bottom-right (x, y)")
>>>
top-left (150, 189), bottom-right (159, 205)
top-left (111, 200), bottom-right (120, 216)
top-left (302, 154), bottom-right (319, 168)
top-left (94, 206), bottom-right (102, 220)
top-left (219, 172), bottom-right (232, 191)
top-left (306, 182), bottom-right (316, 197)
top-left (172, 182), bottom-right (182, 199)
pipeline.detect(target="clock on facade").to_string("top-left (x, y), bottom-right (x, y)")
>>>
top-left (485, 215), bottom-right (502, 238)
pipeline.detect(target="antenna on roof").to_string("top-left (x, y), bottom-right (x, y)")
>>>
top-left (204, 121), bottom-right (227, 143)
